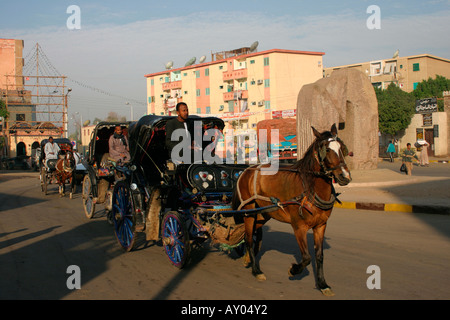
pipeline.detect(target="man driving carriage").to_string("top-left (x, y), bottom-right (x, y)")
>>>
top-left (44, 136), bottom-right (60, 169)
top-left (165, 102), bottom-right (196, 164)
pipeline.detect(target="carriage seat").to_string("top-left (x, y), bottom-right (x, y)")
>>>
top-left (46, 159), bottom-right (58, 171)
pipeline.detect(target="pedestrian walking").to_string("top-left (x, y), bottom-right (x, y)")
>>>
top-left (401, 143), bottom-right (419, 176)
top-left (387, 140), bottom-right (396, 162)
top-left (419, 141), bottom-right (430, 166)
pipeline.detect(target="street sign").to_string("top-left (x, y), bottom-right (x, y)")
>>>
top-left (415, 97), bottom-right (438, 114)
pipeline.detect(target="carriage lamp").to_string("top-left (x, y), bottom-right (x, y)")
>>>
top-left (130, 165), bottom-right (137, 171)
top-left (130, 183), bottom-right (138, 191)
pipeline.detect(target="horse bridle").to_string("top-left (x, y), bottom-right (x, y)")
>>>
top-left (314, 137), bottom-right (348, 178)
top-left (61, 151), bottom-right (75, 173)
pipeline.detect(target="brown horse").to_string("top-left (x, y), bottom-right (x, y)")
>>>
top-left (232, 124), bottom-right (351, 296)
top-left (55, 150), bottom-right (76, 198)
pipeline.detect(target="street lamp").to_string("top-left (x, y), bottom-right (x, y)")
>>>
top-left (75, 111), bottom-right (82, 142)
top-left (64, 88), bottom-right (72, 138)
top-left (125, 102), bottom-right (133, 121)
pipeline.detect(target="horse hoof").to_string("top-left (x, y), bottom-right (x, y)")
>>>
top-left (320, 288), bottom-right (335, 297)
top-left (70, 193), bottom-right (73, 199)
top-left (288, 263), bottom-right (302, 277)
top-left (256, 273), bottom-right (266, 281)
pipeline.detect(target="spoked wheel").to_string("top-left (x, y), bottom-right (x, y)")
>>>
top-left (161, 211), bottom-right (190, 269)
top-left (40, 167), bottom-right (45, 192)
top-left (43, 172), bottom-right (48, 195)
top-left (82, 175), bottom-right (96, 219)
top-left (112, 181), bottom-right (136, 252)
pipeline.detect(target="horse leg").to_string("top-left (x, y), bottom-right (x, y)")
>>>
top-left (313, 223), bottom-right (334, 296)
top-left (243, 215), bottom-right (266, 281)
top-left (289, 224), bottom-right (311, 277)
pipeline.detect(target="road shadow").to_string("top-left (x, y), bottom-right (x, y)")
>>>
top-left (0, 192), bottom-right (48, 212)
top-left (0, 220), bottom-right (121, 299)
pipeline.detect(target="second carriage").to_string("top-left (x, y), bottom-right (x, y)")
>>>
top-left (81, 121), bottom-right (131, 221)
top-left (109, 115), bottom-right (249, 267)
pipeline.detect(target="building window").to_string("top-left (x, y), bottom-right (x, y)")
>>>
top-left (184, 91), bottom-right (188, 95)
top-left (413, 63), bottom-right (420, 71)
top-left (250, 60), bottom-right (255, 64)
top-left (165, 77), bottom-right (170, 83)
top-left (151, 79), bottom-right (154, 85)
top-left (196, 89), bottom-right (201, 96)
top-left (16, 114), bottom-right (25, 121)
top-left (265, 101), bottom-right (270, 110)
top-left (264, 57), bottom-right (269, 66)
top-left (219, 65), bottom-right (223, 70)
top-left (183, 73), bottom-right (187, 76)
top-left (205, 88), bottom-right (210, 95)
top-left (206, 106), bottom-right (211, 114)
top-left (195, 70), bottom-right (200, 78)
top-left (196, 108), bottom-right (201, 114)
top-left (264, 79), bottom-right (270, 87)
top-left (228, 101), bottom-right (234, 112)
top-left (205, 68), bottom-right (209, 76)
top-left (413, 82), bottom-right (419, 90)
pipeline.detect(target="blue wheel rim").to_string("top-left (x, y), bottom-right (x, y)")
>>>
top-left (113, 184), bottom-right (135, 250)
top-left (163, 214), bottom-right (187, 267)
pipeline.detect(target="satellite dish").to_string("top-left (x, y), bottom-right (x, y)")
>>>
top-left (199, 55), bottom-right (206, 63)
top-left (185, 57), bottom-right (196, 67)
top-left (165, 61), bottom-right (174, 69)
top-left (250, 41), bottom-right (259, 52)
top-left (392, 49), bottom-right (399, 59)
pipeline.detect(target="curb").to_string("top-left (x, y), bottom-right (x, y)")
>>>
top-left (335, 201), bottom-right (450, 215)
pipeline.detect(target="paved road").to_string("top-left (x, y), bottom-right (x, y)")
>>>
top-left (1, 171), bottom-right (449, 301)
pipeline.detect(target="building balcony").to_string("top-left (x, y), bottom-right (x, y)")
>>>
top-left (223, 69), bottom-right (248, 81)
top-left (223, 90), bottom-right (248, 101)
top-left (162, 80), bottom-right (182, 91)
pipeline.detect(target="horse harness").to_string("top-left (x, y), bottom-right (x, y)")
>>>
top-left (235, 164), bottom-right (341, 219)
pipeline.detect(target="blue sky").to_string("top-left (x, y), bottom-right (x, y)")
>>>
top-left (1, 0), bottom-right (449, 130)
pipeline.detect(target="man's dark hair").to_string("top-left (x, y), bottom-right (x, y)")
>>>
top-left (407, 143), bottom-right (411, 147)
top-left (176, 102), bottom-right (187, 111)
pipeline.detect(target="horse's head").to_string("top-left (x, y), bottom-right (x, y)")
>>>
top-left (312, 124), bottom-right (352, 186)
top-left (64, 150), bottom-right (76, 170)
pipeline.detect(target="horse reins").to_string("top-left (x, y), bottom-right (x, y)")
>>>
top-left (236, 138), bottom-right (345, 217)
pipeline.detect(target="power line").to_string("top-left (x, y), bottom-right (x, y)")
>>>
top-left (24, 44), bottom-right (146, 107)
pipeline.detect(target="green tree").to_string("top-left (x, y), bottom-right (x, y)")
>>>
top-left (413, 75), bottom-right (450, 111)
top-left (376, 83), bottom-right (416, 137)
top-left (0, 99), bottom-right (9, 119)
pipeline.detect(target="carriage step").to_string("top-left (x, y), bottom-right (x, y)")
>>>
top-left (135, 223), bottom-right (145, 232)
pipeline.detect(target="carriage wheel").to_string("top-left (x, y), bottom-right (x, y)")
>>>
top-left (82, 175), bottom-right (96, 219)
top-left (161, 211), bottom-right (190, 269)
top-left (40, 167), bottom-right (45, 192)
top-left (112, 181), bottom-right (136, 252)
top-left (43, 172), bottom-right (48, 195)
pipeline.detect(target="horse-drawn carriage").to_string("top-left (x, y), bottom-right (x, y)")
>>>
top-left (81, 121), bottom-right (131, 220)
top-left (39, 137), bottom-right (76, 197)
top-left (108, 115), bottom-right (248, 262)
top-left (103, 114), bottom-right (352, 296)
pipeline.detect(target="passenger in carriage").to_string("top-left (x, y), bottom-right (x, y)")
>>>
top-left (44, 136), bottom-right (60, 168)
top-left (108, 125), bottom-right (130, 164)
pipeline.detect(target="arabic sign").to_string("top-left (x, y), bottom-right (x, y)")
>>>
top-left (415, 97), bottom-right (438, 114)
top-left (272, 109), bottom-right (296, 119)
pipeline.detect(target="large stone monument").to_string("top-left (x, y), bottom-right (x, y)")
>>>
top-left (296, 68), bottom-right (379, 170)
